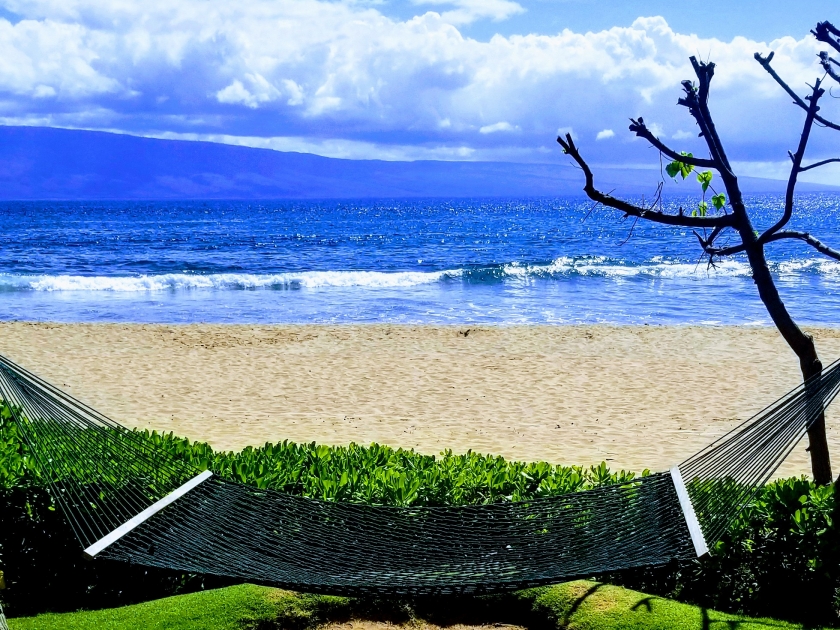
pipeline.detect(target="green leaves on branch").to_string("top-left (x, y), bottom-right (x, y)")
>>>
top-left (664, 162), bottom-right (681, 179)
top-left (666, 155), bottom-right (727, 216)
top-left (696, 170), bottom-right (713, 192)
top-left (665, 152), bottom-right (695, 179)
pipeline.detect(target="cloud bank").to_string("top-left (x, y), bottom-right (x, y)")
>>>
top-left (0, 0), bottom-right (835, 175)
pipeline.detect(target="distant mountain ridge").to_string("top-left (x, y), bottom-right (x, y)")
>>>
top-left (0, 126), bottom-right (835, 200)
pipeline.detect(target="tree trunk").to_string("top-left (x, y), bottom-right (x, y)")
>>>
top-left (739, 231), bottom-right (833, 484)
top-left (800, 354), bottom-right (832, 485)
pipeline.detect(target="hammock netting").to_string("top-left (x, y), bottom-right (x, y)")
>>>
top-left (2, 354), bottom-right (840, 595)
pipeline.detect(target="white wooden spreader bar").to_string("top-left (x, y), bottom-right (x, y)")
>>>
top-left (84, 470), bottom-right (213, 559)
top-left (670, 466), bottom-right (709, 557)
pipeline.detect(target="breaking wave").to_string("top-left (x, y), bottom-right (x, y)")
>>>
top-left (1, 257), bottom-right (837, 292)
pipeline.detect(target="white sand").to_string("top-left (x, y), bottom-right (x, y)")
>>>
top-left (2, 322), bottom-right (839, 477)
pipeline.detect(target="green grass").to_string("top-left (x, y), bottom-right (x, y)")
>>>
top-left (525, 581), bottom-right (814, 629)
top-left (7, 580), bottom-right (827, 630)
top-left (6, 584), bottom-right (350, 630)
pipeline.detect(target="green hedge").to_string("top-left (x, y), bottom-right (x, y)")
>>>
top-left (2, 407), bottom-right (839, 624)
top-left (0, 418), bottom-right (646, 506)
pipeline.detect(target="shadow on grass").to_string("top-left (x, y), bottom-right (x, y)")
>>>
top-left (553, 582), bottom-right (812, 630)
top-left (560, 582), bottom-right (603, 628)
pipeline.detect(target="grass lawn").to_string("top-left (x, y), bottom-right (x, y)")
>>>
top-left (7, 580), bottom-right (824, 630)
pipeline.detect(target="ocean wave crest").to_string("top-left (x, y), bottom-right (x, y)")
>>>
top-left (492, 256), bottom-right (753, 280)
top-left (1, 256), bottom-right (836, 292)
top-left (1, 270), bottom-right (460, 292)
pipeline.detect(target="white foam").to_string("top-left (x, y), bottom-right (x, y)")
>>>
top-left (498, 257), bottom-right (753, 279)
top-left (2, 270), bottom-right (460, 292)
top-left (1, 256), bottom-right (837, 292)
top-left (778, 259), bottom-right (840, 276)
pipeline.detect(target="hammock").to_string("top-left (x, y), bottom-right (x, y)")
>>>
top-left (1, 354), bottom-right (839, 596)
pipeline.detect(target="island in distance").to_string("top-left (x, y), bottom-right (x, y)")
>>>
top-left (0, 125), bottom-right (836, 200)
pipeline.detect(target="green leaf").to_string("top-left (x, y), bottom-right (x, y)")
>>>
top-left (666, 152), bottom-right (695, 179)
top-left (697, 170), bottom-right (713, 192)
top-left (697, 201), bottom-right (709, 217)
top-left (712, 193), bottom-right (726, 210)
top-left (678, 152), bottom-right (694, 179)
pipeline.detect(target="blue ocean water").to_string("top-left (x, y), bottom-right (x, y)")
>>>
top-left (1, 195), bottom-right (839, 326)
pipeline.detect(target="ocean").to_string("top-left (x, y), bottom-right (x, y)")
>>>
top-left (1, 194), bottom-right (838, 326)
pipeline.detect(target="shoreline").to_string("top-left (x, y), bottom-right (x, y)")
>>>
top-left (1, 322), bottom-right (839, 478)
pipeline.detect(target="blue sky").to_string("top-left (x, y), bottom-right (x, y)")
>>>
top-left (0, 0), bottom-right (837, 182)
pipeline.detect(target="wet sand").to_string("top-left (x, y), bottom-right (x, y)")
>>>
top-left (1, 322), bottom-right (839, 477)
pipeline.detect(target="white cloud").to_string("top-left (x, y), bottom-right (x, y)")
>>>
top-left (412, 0), bottom-right (524, 25)
top-left (283, 80), bottom-right (304, 106)
top-left (479, 121), bottom-right (516, 133)
top-left (32, 84), bottom-right (56, 98)
top-left (0, 17), bottom-right (121, 98)
top-left (216, 75), bottom-right (281, 108)
top-left (596, 129), bottom-right (614, 140)
top-left (647, 122), bottom-right (665, 138)
top-left (0, 5), bottom-right (832, 165)
top-left (146, 131), bottom-right (480, 161)
top-left (216, 80), bottom-right (255, 107)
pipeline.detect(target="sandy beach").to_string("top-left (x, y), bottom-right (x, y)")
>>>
top-left (1, 322), bottom-right (839, 478)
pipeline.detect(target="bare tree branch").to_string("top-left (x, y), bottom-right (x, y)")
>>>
top-left (755, 52), bottom-right (840, 131)
top-left (696, 230), bottom-right (840, 262)
top-left (693, 225), bottom-right (738, 256)
top-left (818, 51), bottom-right (840, 85)
top-left (767, 230), bottom-right (840, 261)
top-left (813, 21), bottom-right (840, 56)
top-left (627, 118), bottom-right (717, 168)
top-left (813, 22), bottom-right (840, 84)
top-left (705, 224), bottom-right (725, 246)
top-left (677, 57), bottom-right (756, 242)
top-left (556, 133), bottom-right (735, 229)
top-left (761, 80), bottom-right (826, 239)
top-left (800, 157), bottom-right (840, 172)
top-left (678, 59), bottom-right (733, 175)
top-left (696, 240), bottom-right (746, 257)
top-left (677, 74), bottom-right (721, 162)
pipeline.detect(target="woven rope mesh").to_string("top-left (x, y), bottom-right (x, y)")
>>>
top-left (98, 473), bottom-right (691, 594)
top-left (2, 353), bottom-right (839, 595)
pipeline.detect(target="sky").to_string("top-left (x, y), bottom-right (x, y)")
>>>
top-left (0, 0), bottom-right (839, 182)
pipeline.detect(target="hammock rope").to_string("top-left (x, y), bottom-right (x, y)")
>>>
top-left (2, 353), bottom-right (839, 595)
